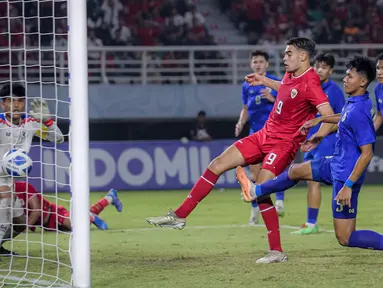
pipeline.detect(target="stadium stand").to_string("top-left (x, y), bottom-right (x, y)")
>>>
top-left (5, 0), bottom-right (383, 48)
top-left (221, 0), bottom-right (383, 45)
top-left (1, 0), bottom-right (383, 84)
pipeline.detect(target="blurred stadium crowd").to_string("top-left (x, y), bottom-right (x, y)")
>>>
top-left (1, 0), bottom-right (383, 47)
top-left (93, 0), bottom-right (383, 47)
top-left (0, 0), bottom-right (383, 83)
top-left (222, 0), bottom-right (383, 45)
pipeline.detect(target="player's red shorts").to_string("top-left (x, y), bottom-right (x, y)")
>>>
top-left (44, 204), bottom-right (70, 231)
top-left (234, 128), bottom-right (297, 175)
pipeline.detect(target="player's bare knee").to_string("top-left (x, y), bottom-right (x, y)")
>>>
top-left (335, 233), bottom-right (349, 246)
top-left (287, 164), bottom-right (300, 179)
top-left (307, 181), bottom-right (321, 193)
top-left (208, 156), bottom-right (226, 175)
top-left (288, 162), bottom-right (312, 180)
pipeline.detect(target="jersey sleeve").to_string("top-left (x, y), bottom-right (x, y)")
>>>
top-left (350, 110), bottom-right (376, 147)
top-left (14, 181), bottom-right (38, 194)
top-left (241, 82), bottom-right (248, 105)
top-left (375, 85), bottom-right (383, 112)
top-left (306, 74), bottom-right (329, 108)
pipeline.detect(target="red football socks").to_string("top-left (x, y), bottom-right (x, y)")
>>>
top-left (174, 169), bottom-right (219, 218)
top-left (258, 197), bottom-right (283, 252)
top-left (90, 198), bottom-right (110, 215)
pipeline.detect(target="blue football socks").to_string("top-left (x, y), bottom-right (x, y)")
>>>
top-left (256, 172), bottom-right (298, 197)
top-left (307, 207), bottom-right (319, 225)
top-left (276, 191), bottom-right (285, 201)
top-left (348, 230), bottom-right (383, 250)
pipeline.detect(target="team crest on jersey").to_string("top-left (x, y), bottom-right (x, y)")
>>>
top-left (249, 90), bottom-right (254, 94)
top-left (291, 88), bottom-right (298, 99)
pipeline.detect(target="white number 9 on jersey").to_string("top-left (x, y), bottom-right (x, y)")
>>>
top-left (276, 100), bottom-right (283, 114)
top-left (265, 153), bottom-right (277, 165)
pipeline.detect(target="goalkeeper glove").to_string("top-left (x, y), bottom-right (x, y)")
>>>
top-left (29, 99), bottom-right (54, 127)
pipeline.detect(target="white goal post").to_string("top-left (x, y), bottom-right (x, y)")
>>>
top-left (68, 0), bottom-right (90, 287)
top-left (0, 0), bottom-right (90, 287)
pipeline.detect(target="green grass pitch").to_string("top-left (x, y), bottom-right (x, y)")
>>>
top-left (1, 186), bottom-right (383, 287)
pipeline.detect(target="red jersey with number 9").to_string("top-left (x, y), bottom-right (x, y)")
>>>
top-left (264, 67), bottom-right (329, 144)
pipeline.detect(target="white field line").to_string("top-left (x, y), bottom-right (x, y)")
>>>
top-left (0, 275), bottom-right (70, 287)
top-left (0, 225), bottom-right (333, 287)
top-left (111, 224), bottom-right (334, 233)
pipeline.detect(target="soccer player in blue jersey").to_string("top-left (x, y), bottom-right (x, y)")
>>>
top-left (237, 55), bottom-right (383, 252)
top-left (235, 50), bottom-right (285, 224)
top-left (292, 53), bottom-right (345, 235)
top-left (373, 53), bottom-right (383, 131)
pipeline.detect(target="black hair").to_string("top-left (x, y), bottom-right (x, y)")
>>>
top-left (346, 54), bottom-right (376, 86)
top-left (377, 53), bottom-right (383, 62)
top-left (286, 37), bottom-right (316, 57)
top-left (0, 83), bottom-right (25, 100)
top-left (314, 53), bottom-right (335, 68)
top-left (198, 110), bottom-right (206, 117)
top-left (250, 50), bottom-right (269, 62)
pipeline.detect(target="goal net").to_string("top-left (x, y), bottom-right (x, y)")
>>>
top-left (0, 0), bottom-right (89, 287)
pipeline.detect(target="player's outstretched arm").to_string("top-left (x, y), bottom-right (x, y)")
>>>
top-left (235, 105), bottom-right (248, 137)
top-left (374, 111), bottom-right (383, 131)
top-left (318, 113), bottom-right (342, 124)
top-left (262, 77), bottom-right (280, 92)
top-left (300, 104), bottom-right (337, 136)
top-left (245, 73), bottom-right (280, 91)
top-left (312, 103), bottom-right (337, 138)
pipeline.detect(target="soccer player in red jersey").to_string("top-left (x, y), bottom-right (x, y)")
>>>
top-left (1, 182), bottom-right (122, 256)
top-left (12, 181), bottom-right (122, 233)
top-left (146, 37), bottom-right (335, 263)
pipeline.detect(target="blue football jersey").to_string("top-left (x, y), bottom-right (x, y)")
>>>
top-left (306, 79), bottom-right (345, 153)
top-left (375, 83), bottom-right (383, 112)
top-left (241, 73), bottom-right (280, 133)
top-left (331, 93), bottom-right (375, 185)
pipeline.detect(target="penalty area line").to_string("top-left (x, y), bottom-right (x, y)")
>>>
top-left (112, 224), bottom-right (334, 233)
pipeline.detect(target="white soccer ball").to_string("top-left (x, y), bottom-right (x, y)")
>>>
top-left (3, 149), bottom-right (33, 177)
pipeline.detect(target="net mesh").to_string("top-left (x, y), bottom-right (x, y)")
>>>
top-left (0, 0), bottom-right (71, 287)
